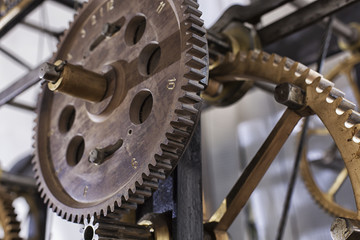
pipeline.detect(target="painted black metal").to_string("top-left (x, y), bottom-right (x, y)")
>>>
top-left (176, 123), bottom-right (203, 240)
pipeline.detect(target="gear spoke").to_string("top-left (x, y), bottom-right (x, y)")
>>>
top-left (327, 167), bottom-right (348, 198)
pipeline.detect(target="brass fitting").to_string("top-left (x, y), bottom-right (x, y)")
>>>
top-left (39, 60), bottom-right (107, 103)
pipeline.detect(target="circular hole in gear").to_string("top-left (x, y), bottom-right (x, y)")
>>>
top-left (138, 43), bottom-right (161, 76)
top-left (125, 15), bottom-right (146, 45)
top-left (129, 90), bottom-right (153, 124)
top-left (84, 226), bottom-right (94, 240)
top-left (58, 105), bottom-right (76, 133)
top-left (66, 136), bottom-right (85, 166)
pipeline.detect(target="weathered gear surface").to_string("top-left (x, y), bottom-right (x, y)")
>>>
top-left (211, 50), bottom-right (360, 219)
top-left (300, 54), bottom-right (360, 220)
top-left (0, 186), bottom-right (21, 240)
top-left (33, 0), bottom-right (208, 223)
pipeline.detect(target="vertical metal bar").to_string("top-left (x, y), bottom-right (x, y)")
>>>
top-left (275, 17), bottom-right (333, 240)
top-left (176, 123), bottom-right (203, 240)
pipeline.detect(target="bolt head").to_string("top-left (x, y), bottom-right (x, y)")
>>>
top-left (39, 62), bottom-right (61, 82)
top-left (274, 83), bottom-right (305, 110)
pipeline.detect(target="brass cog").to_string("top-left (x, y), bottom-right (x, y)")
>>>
top-left (209, 49), bottom-right (360, 220)
top-left (0, 186), bottom-right (21, 240)
top-left (300, 53), bottom-right (360, 219)
top-left (33, 0), bottom-right (208, 222)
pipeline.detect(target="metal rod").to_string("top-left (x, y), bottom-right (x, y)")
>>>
top-left (258, 0), bottom-right (359, 46)
top-left (0, 0), bottom-right (44, 39)
top-left (0, 63), bottom-right (43, 107)
top-left (0, 171), bottom-right (37, 190)
top-left (275, 17), bottom-right (333, 240)
top-left (292, 1), bottom-right (359, 44)
top-left (209, 0), bottom-right (294, 33)
top-left (7, 100), bottom-right (36, 112)
top-left (21, 21), bottom-right (62, 39)
top-left (209, 109), bottom-right (302, 232)
top-left (0, 46), bottom-right (31, 70)
top-left (50, 0), bottom-right (82, 10)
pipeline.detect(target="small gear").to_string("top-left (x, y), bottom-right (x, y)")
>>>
top-left (0, 186), bottom-right (21, 240)
top-left (33, 0), bottom-right (208, 222)
top-left (80, 215), bottom-right (152, 240)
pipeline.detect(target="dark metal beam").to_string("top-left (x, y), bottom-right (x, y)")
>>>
top-left (50, 0), bottom-right (82, 10)
top-left (0, 64), bottom-right (42, 107)
top-left (176, 123), bottom-right (203, 240)
top-left (209, 0), bottom-right (294, 33)
top-left (0, 46), bottom-right (31, 70)
top-left (258, 0), bottom-right (360, 46)
top-left (21, 21), bottom-right (63, 39)
top-left (0, 0), bottom-right (44, 39)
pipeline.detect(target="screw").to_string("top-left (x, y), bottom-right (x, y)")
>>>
top-left (88, 149), bottom-right (104, 165)
top-left (274, 83), bottom-right (305, 110)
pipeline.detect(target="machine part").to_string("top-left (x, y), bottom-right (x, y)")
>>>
top-left (0, 63), bottom-right (43, 107)
top-left (80, 215), bottom-right (152, 240)
top-left (40, 60), bottom-right (108, 102)
top-left (0, 0), bottom-right (44, 39)
top-left (331, 218), bottom-right (360, 240)
top-left (300, 53), bottom-right (360, 219)
top-left (274, 83), bottom-right (305, 110)
top-left (33, 0), bottom-right (208, 222)
top-left (203, 22), bottom-right (260, 106)
top-left (0, 186), bottom-right (21, 240)
top-left (276, 17), bottom-right (333, 240)
top-left (257, 0), bottom-right (360, 46)
top-left (338, 23), bottom-right (360, 52)
top-left (203, 49), bottom-right (360, 233)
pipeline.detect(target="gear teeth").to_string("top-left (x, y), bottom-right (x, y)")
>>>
top-left (184, 5), bottom-right (202, 17)
top-left (179, 92), bottom-right (202, 104)
top-left (128, 194), bottom-right (144, 204)
top-left (183, 0), bottom-right (199, 8)
top-left (187, 32), bottom-right (207, 47)
top-left (33, 0), bottom-right (208, 222)
top-left (187, 44), bottom-right (207, 58)
top-left (135, 187), bottom-right (152, 198)
top-left (187, 56), bottom-right (207, 69)
top-left (154, 156), bottom-right (173, 171)
top-left (148, 169), bottom-right (166, 180)
top-left (141, 179), bottom-right (159, 190)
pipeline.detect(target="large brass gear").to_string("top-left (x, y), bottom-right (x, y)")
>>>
top-left (300, 53), bottom-right (360, 219)
top-left (0, 186), bottom-right (21, 240)
top-left (33, 0), bottom-right (208, 222)
top-left (208, 49), bottom-right (360, 222)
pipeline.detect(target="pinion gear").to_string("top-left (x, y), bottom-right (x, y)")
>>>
top-left (33, 0), bottom-right (208, 223)
top-left (0, 186), bottom-right (21, 240)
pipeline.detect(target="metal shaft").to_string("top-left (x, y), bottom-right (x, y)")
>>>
top-left (39, 61), bottom-right (108, 102)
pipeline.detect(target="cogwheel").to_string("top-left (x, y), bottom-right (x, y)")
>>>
top-left (0, 186), bottom-right (21, 240)
top-left (299, 53), bottom-right (360, 220)
top-left (33, 0), bottom-right (208, 223)
top-left (80, 215), bottom-right (152, 240)
top-left (210, 49), bottom-right (360, 219)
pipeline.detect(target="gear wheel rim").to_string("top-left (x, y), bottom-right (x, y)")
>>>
top-left (210, 49), bottom-right (360, 219)
top-left (33, 0), bottom-right (208, 223)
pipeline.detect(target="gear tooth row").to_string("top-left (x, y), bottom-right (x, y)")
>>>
top-left (186, 55), bottom-right (207, 70)
top-left (187, 44), bottom-right (207, 59)
top-left (184, 4), bottom-right (202, 17)
top-left (187, 22), bottom-right (206, 36)
top-left (182, 0), bottom-right (199, 8)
